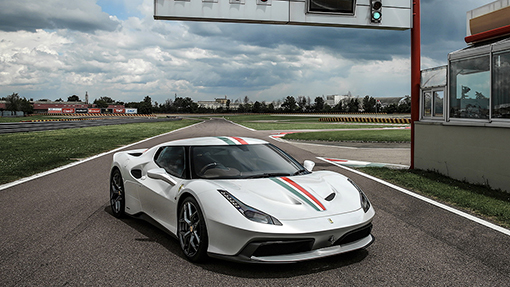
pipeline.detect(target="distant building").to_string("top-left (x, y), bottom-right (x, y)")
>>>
top-left (325, 95), bottom-right (348, 106)
top-left (31, 100), bottom-right (126, 114)
top-left (197, 96), bottom-right (240, 110)
top-left (33, 101), bottom-right (89, 114)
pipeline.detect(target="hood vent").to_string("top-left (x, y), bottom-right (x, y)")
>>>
top-left (325, 192), bottom-right (336, 201)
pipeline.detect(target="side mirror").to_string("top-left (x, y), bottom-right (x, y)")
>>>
top-left (147, 168), bottom-right (177, 186)
top-left (303, 160), bottom-right (315, 172)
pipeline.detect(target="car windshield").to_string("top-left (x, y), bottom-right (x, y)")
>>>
top-left (191, 144), bottom-right (307, 179)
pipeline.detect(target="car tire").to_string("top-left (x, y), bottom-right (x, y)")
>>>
top-left (178, 196), bottom-right (209, 262)
top-left (110, 168), bottom-right (126, 218)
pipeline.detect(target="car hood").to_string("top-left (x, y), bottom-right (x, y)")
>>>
top-left (208, 171), bottom-right (362, 220)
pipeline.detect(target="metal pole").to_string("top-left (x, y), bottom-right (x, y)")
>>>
top-left (410, 0), bottom-right (421, 169)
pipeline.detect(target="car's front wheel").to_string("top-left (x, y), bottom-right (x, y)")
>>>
top-left (110, 168), bottom-right (125, 218)
top-left (178, 196), bottom-right (208, 262)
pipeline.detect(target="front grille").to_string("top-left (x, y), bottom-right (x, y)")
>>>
top-left (334, 223), bottom-right (372, 246)
top-left (251, 239), bottom-right (314, 257)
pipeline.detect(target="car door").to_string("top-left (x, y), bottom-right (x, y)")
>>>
top-left (138, 146), bottom-right (187, 234)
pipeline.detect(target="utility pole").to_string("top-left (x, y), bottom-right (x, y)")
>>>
top-left (410, 0), bottom-right (421, 169)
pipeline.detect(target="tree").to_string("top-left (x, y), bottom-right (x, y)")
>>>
top-left (5, 93), bottom-right (33, 115)
top-left (332, 101), bottom-right (343, 112)
top-left (383, 103), bottom-right (398, 114)
top-left (138, 96), bottom-right (153, 114)
top-left (173, 97), bottom-right (197, 113)
top-left (461, 86), bottom-right (471, 99)
top-left (93, 96), bottom-right (116, 108)
top-left (6, 93), bottom-right (21, 115)
top-left (297, 96), bottom-right (308, 112)
top-left (68, 95), bottom-right (80, 102)
top-left (346, 98), bottom-right (360, 113)
top-left (397, 96), bottom-right (411, 113)
top-left (362, 96), bottom-right (377, 113)
top-left (313, 96), bottom-right (325, 112)
top-left (267, 102), bottom-right (275, 113)
top-left (20, 97), bottom-right (34, 115)
top-left (281, 96), bottom-right (297, 112)
top-left (160, 98), bottom-right (173, 113)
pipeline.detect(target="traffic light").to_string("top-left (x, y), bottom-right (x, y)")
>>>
top-left (371, 0), bottom-right (382, 23)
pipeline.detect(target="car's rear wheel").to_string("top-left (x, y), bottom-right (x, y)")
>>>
top-left (178, 197), bottom-right (208, 262)
top-left (110, 168), bottom-right (125, 218)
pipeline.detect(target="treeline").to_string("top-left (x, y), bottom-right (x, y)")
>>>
top-left (0, 93), bottom-right (34, 115)
top-left (148, 95), bottom-right (411, 114)
top-left (2, 92), bottom-right (411, 115)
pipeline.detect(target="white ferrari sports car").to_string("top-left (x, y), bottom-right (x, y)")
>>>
top-left (110, 136), bottom-right (375, 263)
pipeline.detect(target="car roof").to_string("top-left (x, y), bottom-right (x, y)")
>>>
top-left (160, 136), bottom-right (269, 146)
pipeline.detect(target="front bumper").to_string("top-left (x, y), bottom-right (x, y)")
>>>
top-left (210, 222), bottom-right (374, 263)
top-left (206, 206), bottom-right (375, 263)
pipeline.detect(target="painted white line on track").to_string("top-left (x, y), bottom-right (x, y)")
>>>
top-left (290, 140), bottom-right (409, 150)
top-left (222, 118), bottom-right (257, 132)
top-left (322, 157), bottom-right (409, 169)
top-left (0, 121), bottom-right (203, 191)
top-left (270, 134), bottom-right (409, 151)
top-left (317, 157), bottom-right (510, 237)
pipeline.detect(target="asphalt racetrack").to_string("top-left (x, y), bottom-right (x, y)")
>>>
top-left (1, 118), bottom-right (509, 286)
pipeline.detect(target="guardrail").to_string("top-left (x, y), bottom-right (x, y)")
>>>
top-left (0, 117), bottom-right (177, 134)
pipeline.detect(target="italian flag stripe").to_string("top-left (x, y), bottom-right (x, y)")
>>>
top-left (231, 137), bottom-right (248, 145)
top-left (217, 136), bottom-right (248, 145)
top-left (270, 177), bottom-right (326, 212)
top-left (216, 136), bottom-right (236, 145)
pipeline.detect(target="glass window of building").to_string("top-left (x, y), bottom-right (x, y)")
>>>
top-left (433, 90), bottom-right (444, 117)
top-left (423, 91), bottom-right (432, 117)
top-left (421, 66), bottom-right (447, 120)
top-left (493, 51), bottom-right (510, 119)
top-left (449, 55), bottom-right (490, 120)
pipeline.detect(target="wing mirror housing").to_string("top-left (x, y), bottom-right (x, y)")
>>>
top-left (147, 168), bottom-right (177, 186)
top-left (303, 160), bottom-right (315, 172)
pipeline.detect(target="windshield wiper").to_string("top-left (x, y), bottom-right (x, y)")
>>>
top-left (243, 172), bottom-right (292, 179)
top-left (293, 169), bottom-right (308, 176)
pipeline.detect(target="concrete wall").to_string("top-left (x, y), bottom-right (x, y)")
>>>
top-left (414, 121), bottom-right (510, 193)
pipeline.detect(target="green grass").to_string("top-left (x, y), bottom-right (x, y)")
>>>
top-left (359, 167), bottom-right (510, 228)
top-left (222, 114), bottom-right (408, 130)
top-left (283, 129), bottom-right (410, 142)
top-left (0, 119), bottom-right (198, 184)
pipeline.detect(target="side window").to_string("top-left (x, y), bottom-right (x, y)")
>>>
top-left (155, 146), bottom-right (186, 178)
top-left (449, 55), bottom-right (490, 120)
top-left (423, 90), bottom-right (432, 118)
top-left (421, 89), bottom-right (444, 120)
top-left (493, 51), bottom-right (510, 119)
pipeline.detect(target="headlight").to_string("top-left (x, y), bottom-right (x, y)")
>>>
top-left (348, 179), bottom-right (371, 213)
top-left (218, 189), bottom-right (282, 225)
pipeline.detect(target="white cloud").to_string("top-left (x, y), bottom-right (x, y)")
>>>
top-left (0, 0), bottom-right (119, 32)
top-left (0, 0), bottom-right (494, 104)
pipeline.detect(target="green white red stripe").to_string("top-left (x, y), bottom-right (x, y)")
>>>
top-left (216, 136), bottom-right (248, 145)
top-left (270, 177), bottom-right (326, 212)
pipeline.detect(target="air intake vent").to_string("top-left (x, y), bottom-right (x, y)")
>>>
top-left (325, 193), bottom-right (335, 201)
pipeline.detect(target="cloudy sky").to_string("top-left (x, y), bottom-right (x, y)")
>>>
top-left (0, 0), bottom-right (492, 104)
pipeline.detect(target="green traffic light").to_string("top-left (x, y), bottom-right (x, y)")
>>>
top-left (373, 11), bottom-right (381, 20)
